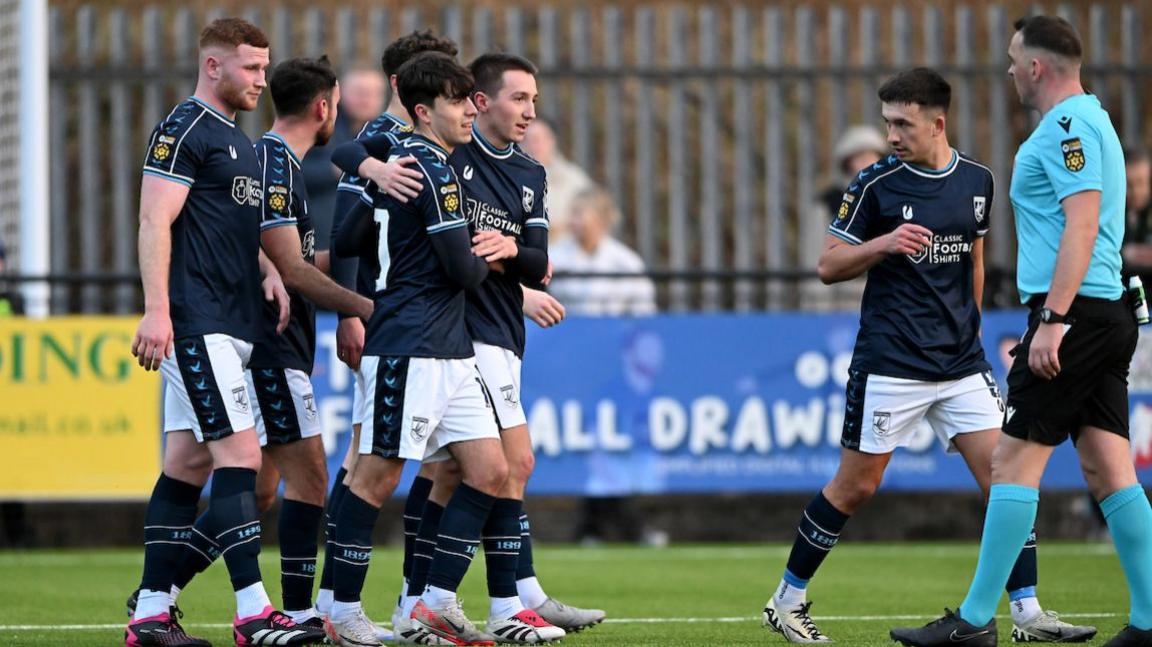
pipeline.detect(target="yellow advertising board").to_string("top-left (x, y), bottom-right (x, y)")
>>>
top-left (0, 316), bottom-right (160, 499)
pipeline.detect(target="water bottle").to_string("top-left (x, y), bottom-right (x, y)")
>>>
top-left (1129, 276), bottom-right (1150, 325)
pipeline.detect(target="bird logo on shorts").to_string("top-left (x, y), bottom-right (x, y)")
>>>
top-left (231, 386), bottom-right (250, 413)
top-left (501, 385), bottom-right (518, 407)
top-left (411, 416), bottom-right (429, 441)
top-left (872, 411), bottom-right (891, 436)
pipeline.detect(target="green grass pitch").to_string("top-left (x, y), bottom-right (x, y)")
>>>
top-left (0, 542), bottom-right (1132, 646)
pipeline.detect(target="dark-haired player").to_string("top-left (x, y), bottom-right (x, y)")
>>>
top-left (761, 67), bottom-right (1092, 644)
top-left (126, 18), bottom-right (325, 647)
top-left (892, 18), bottom-right (1151, 647)
top-left (332, 53), bottom-right (601, 644)
top-left (315, 33), bottom-right (458, 641)
top-left (326, 52), bottom-right (507, 647)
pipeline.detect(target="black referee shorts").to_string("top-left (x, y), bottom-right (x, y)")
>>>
top-left (1003, 294), bottom-right (1138, 446)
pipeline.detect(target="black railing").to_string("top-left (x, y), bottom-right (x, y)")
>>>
top-left (0, 268), bottom-right (1031, 315)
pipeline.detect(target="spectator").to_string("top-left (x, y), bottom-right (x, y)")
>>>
top-left (521, 116), bottom-right (594, 245)
top-left (301, 65), bottom-right (386, 260)
top-left (550, 186), bottom-right (657, 316)
top-left (1122, 146), bottom-right (1152, 277)
top-left (800, 125), bottom-right (889, 309)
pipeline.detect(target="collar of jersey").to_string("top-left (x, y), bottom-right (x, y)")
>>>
top-left (471, 125), bottom-right (514, 159)
top-left (189, 96), bottom-right (235, 127)
top-left (406, 133), bottom-right (450, 160)
top-left (902, 149), bottom-right (958, 178)
top-left (1044, 92), bottom-right (1096, 123)
top-left (383, 111), bottom-right (409, 128)
top-left (262, 131), bottom-right (302, 168)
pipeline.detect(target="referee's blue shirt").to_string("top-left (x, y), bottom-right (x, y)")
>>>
top-left (1009, 93), bottom-right (1125, 303)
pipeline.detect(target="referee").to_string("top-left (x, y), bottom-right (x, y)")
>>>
top-left (891, 15), bottom-right (1152, 647)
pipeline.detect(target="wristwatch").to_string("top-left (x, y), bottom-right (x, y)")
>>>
top-left (1038, 307), bottom-right (1067, 324)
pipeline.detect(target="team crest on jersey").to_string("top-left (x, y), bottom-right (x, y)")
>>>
top-left (522, 186), bottom-right (535, 213)
top-left (872, 411), bottom-right (891, 436)
top-left (501, 385), bottom-right (518, 407)
top-left (231, 385), bottom-right (250, 413)
top-left (411, 416), bottom-right (429, 441)
top-left (973, 196), bottom-right (986, 224)
top-left (232, 177), bottom-right (263, 207)
top-left (267, 185), bottom-right (289, 213)
top-left (152, 135), bottom-right (175, 162)
top-left (443, 192), bottom-right (460, 213)
top-left (1061, 138), bottom-right (1085, 172)
top-left (837, 194), bottom-right (855, 220)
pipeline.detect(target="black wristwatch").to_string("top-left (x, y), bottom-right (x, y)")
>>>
top-left (1038, 307), bottom-right (1067, 324)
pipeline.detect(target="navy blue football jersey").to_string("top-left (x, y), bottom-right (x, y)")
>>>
top-left (361, 133), bottom-right (476, 359)
top-left (249, 132), bottom-right (316, 373)
top-left (142, 97), bottom-right (264, 342)
top-left (334, 112), bottom-right (412, 297)
top-left (828, 151), bottom-right (995, 381)
top-left (331, 128), bottom-right (550, 357)
top-left (456, 130), bottom-right (549, 357)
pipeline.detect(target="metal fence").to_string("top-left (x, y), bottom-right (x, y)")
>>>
top-left (0, 0), bottom-right (19, 273)
top-left (31, 0), bottom-right (1152, 313)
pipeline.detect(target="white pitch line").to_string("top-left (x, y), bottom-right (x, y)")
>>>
top-left (0, 543), bottom-right (1119, 568)
top-left (0, 612), bottom-right (1126, 632)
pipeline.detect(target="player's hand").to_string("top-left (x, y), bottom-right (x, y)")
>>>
top-left (263, 273), bottom-right (291, 334)
top-left (542, 260), bottom-right (554, 286)
top-left (523, 288), bottom-right (565, 328)
top-left (131, 310), bottom-right (173, 371)
top-left (879, 223), bottom-right (934, 256)
top-left (1028, 322), bottom-right (1065, 380)
top-left (336, 316), bottom-right (365, 370)
top-left (361, 156), bottom-right (422, 202)
top-left (472, 230), bottom-right (518, 262)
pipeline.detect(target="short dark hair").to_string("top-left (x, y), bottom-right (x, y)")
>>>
top-left (382, 30), bottom-right (459, 77)
top-left (397, 52), bottom-right (474, 123)
top-left (199, 17), bottom-right (269, 50)
top-left (270, 56), bottom-right (337, 118)
top-left (469, 53), bottom-right (538, 96)
top-left (878, 67), bottom-right (951, 112)
top-left (1013, 16), bottom-right (1082, 60)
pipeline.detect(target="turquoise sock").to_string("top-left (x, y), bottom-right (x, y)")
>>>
top-left (958, 484), bottom-right (1039, 626)
top-left (1102, 485), bottom-right (1152, 630)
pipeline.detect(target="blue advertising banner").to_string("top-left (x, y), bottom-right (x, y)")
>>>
top-left (308, 312), bottom-right (1152, 496)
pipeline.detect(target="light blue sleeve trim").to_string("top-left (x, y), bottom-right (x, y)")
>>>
top-left (828, 227), bottom-right (862, 245)
top-left (427, 219), bottom-right (468, 234)
top-left (142, 168), bottom-right (193, 187)
top-left (260, 219), bottom-right (298, 231)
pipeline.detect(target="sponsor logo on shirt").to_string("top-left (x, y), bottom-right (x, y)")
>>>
top-left (908, 233), bottom-right (974, 265)
top-left (232, 177), bottom-right (263, 207)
